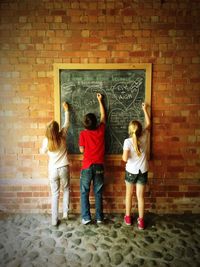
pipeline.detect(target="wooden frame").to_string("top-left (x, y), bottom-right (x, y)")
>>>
top-left (54, 63), bottom-right (152, 159)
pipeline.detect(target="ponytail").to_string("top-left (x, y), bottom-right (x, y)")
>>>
top-left (132, 131), bottom-right (141, 157)
top-left (128, 121), bottom-right (142, 157)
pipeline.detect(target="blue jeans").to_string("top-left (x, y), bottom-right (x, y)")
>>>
top-left (80, 164), bottom-right (104, 221)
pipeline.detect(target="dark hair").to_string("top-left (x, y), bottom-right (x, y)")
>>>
top-left (83, 113), bottom-right (97, 130)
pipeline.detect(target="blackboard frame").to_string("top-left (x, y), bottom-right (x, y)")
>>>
top-left (54, 63), bottom-right (152, 159)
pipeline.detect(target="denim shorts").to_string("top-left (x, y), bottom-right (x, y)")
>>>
top-left (125, 170), bottom-right (148, 185)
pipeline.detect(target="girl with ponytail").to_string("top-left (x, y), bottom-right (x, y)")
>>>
top-left (122, 103), bottom-right (150, 230)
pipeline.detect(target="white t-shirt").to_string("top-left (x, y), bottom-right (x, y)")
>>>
top-left (123, 130), bottom-right (149, 174)
top-left (40, 111), bottom-right (69, 170)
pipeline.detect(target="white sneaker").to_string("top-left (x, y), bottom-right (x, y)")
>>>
top-left (52, 219), bottom-right (61, 227)
top-left (97, 220), bottom-right (103, 224)
top-left (81, 219), bottom-right (91, 225)
top-left (63, 213), bottom-right (68, 220)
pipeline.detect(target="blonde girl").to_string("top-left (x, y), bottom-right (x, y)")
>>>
top-left (122, 103), bottom-right (150, 230)
top-left (40, 102), bottom-right (70, 226)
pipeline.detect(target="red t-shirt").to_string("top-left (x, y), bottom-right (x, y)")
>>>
top-left (79, 123), bottom-right (105, 169)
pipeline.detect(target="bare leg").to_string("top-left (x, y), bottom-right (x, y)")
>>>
top-left (125, 181), bottom-right (134, 216)
top-left (136, 183), bottom-right (145, 218)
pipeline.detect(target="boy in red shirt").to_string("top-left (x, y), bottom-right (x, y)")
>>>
top-left (79, 93), bottom-right (106, 224)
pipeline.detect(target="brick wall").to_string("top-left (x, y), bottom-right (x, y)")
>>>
top-left (0, 0), bottom-right (200, 214)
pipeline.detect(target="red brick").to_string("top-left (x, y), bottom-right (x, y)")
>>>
top-left (0, 0), bottom-right (199, 214)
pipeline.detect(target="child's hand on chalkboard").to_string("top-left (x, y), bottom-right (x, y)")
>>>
top-left (63, 102), bottom-right (69, 111)
top-left (97, 93), bottom-right (102, 101)
top-left (142, 102), bottom-right (147, 111)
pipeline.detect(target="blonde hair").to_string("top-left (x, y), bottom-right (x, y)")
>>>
top-left (128, 120), bottom-right (143, 157)
top-left (45, 120), bottom-right (63, 152)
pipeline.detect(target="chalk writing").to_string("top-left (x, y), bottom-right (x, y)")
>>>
top-left (60, 69), bottom-right (146, 154)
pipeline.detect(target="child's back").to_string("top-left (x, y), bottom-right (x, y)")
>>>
top-left (79, 122), bottom-right (105, 169)
top-left (123, 129), bottom-right (148, 175)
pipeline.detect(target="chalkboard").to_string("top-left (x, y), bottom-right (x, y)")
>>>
top-left (54, 64), bottom-right (152, 155)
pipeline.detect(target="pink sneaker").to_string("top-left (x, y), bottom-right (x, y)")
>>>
top-left (124, 215), bottom-right (132, 225)
top-left (137, 217), bottom-right (145, 230)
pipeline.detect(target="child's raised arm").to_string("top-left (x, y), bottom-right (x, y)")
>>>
top-left (61, 102), bottom-right (70, 135)
top-left (142, 102), bottom-right (150, 130)
top-left (97, 93), bottom-right (106, 124)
